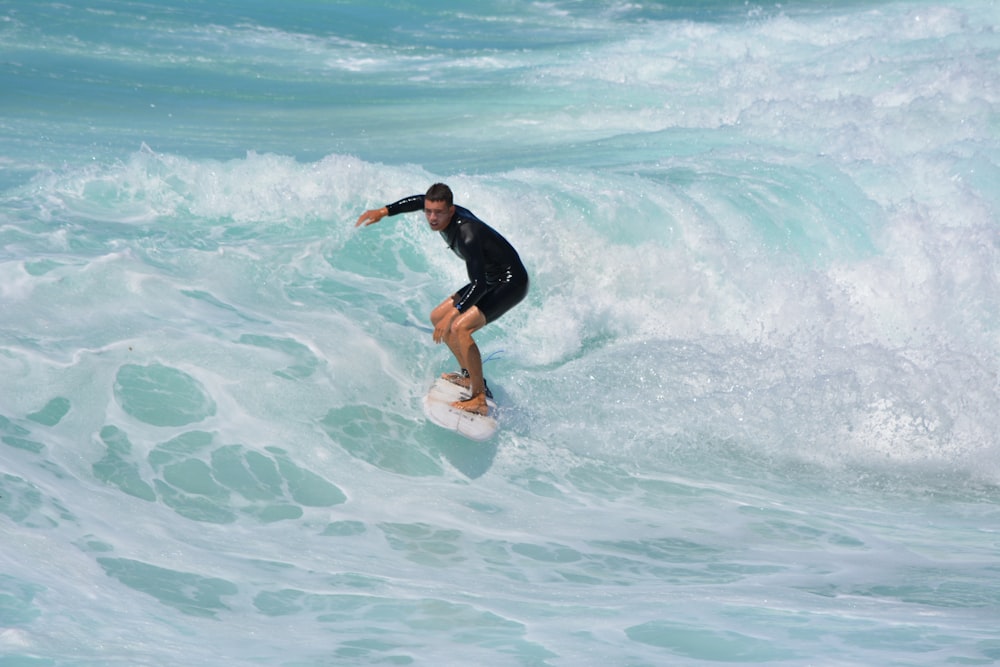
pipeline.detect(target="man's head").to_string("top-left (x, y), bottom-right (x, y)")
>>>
top-left (424, 182), bottom-right (455, 231)
top-left (425, 183), bottom-right (453, 206)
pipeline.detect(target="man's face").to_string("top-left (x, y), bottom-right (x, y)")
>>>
top-left (424, 200), bottom-right (454, 231)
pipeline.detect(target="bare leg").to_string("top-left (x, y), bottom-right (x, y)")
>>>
top-left (460, 339), bottom-right (485, 396)
top-left (430, 300), bottom-right (489, 415)
top-left (448, 309), bottom-right (488, 414)
top-left (431, 298), bottom-right (468, 381)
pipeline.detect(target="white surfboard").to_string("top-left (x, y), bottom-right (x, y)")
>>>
top-left (422, 377), bottom-right (498, 441)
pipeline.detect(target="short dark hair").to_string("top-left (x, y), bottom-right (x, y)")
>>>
top-left (425, 183), bottom-right (453, 206)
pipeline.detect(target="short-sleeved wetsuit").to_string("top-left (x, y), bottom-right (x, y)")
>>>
top-left (386, 194), bottom-right (529, 323)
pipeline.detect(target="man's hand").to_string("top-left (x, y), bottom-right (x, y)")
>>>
top-left (433, 307), bottom-right (459, 344)
top-left (355, 207), bottom-right (388, 227)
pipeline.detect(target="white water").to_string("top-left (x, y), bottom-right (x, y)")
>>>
top-left (2, 1), bottom-right (999, 665)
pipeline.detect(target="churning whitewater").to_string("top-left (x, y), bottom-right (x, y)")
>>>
top-left (2, 1), bottom-right (999, 665)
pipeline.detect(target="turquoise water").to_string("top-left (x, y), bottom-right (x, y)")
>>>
top-left (2, 1), bottom-right (1000, 664)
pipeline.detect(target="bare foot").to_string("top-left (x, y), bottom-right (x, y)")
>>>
top-left (452, 393), bottom-right (488, 415)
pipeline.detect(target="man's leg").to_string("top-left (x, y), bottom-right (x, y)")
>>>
top-left (447, 307), bottom-right (489, 414)
top-left (430, 299), bottom-right (489, 414)
top-left (431, 298), bottom-right (469, 381)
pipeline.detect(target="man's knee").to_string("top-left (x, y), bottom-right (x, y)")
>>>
top-left (448, 316), bottom-right (476, 342)
top-left (430, 302), bottom-right (452, 325)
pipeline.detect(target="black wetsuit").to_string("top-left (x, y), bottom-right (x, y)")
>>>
top-left (386, 194), bottom-right (529, 323)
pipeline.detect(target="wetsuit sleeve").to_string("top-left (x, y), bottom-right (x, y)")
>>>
top-left (385, 195), bottom-right (424, 216)
top-left (453, 223), bottom-right (490, 313)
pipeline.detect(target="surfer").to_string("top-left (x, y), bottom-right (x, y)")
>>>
top-left (355, 183), bottom-right (529, 415)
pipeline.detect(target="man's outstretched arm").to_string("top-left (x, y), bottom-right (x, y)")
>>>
top-left (355, 195), bottom-right (426, 227)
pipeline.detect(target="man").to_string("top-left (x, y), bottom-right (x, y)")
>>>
top-left (355, 183), bottom-right (529, 415)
